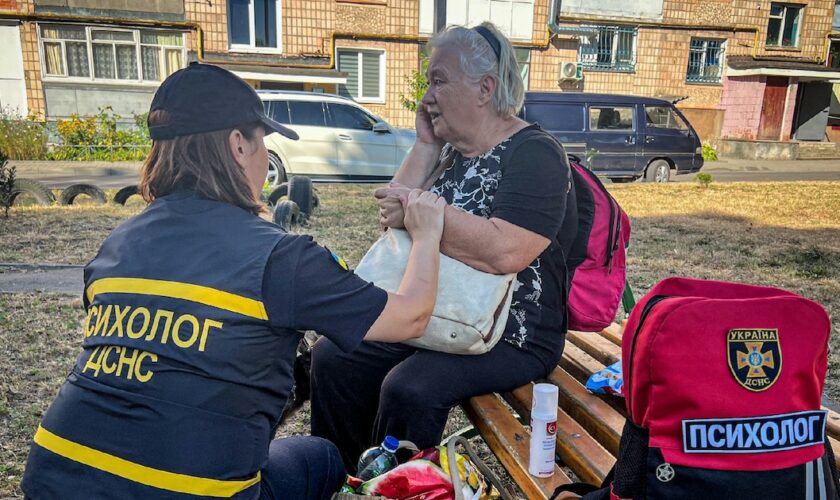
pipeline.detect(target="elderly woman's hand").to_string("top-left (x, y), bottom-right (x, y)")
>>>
top-left (415, 106), bottom-right (445, 150)
top-left (402, 189), bottom-right (446, 242)
top-left (374, 182), bottom-right (412, 229)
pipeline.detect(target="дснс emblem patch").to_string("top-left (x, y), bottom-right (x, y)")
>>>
top-left (727, 329), bottom-right (782, 392)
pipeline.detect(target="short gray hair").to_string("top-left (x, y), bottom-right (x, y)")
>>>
top-left (429, 22), bottom-right (524, 118)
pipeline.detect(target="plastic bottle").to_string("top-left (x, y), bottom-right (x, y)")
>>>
top-left (528, 383), bottom-right (559, 478)
top-left (357, 435), bottom-right (400, 481)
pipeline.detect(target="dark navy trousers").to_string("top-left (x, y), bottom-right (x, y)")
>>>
top-left (310, 338), bottom-right (560, 471)
top-left (259, 436), bottom-right (346, 500)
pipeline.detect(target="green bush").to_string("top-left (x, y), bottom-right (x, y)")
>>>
top-left (702, 142), bottom-right (718, 161)
top-left (694, 172), bottom-right (713, 187)
top-left (46, 107), bottom-right (150, 161)
top-left (399, 54), bottom-right (429, 113)
top-left (0, 108), bottom-right (48, 160)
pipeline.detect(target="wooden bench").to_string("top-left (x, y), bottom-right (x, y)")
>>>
top-left (462, 322), bottom-right (840, 499)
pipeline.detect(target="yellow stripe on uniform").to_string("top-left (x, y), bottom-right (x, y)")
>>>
top-left (86, 277), bottom-right (268, 320)
top-left (34, 426), bottom-right (260, 497)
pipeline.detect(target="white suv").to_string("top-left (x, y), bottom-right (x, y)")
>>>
top-left (258, 91), bottom-right (416, 186)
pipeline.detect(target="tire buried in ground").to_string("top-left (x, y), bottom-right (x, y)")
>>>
top-left (267, 183), bottom-right (289, 206)
top-left (10, 179), bottom-right (56, 206)
top-left (113, 185), bottom-right (141, 205)
top-left (60, 183), bottom-right (107, 205)
top-left (288, 176), bottom-right (313, 218)
top-left (273, 200), bottom-right (300, 231)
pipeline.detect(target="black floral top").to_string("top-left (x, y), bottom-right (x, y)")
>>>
top-left (430, 124), bottom-right (574, 364)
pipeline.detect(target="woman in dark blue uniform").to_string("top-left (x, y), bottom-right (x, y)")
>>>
top-left (21, 63), bottom-right (446, 500)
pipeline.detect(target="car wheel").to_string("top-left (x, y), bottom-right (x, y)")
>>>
top-left (289, 176), bottom-right (313, 218)
top-left (267, 152), bottom-right (286, 187)
top-left (59, 183), bottom-right (107, 205)
top-left (609, 177), bottom-right (635, 184)
top-left (10, 179), bottom-right (55, 206)
top-left (645, 160), bottom-right (671, 183)
top-left (113, 185), bottom-right (140, 205)
top-left (273, 200), bottom-right (300, 231)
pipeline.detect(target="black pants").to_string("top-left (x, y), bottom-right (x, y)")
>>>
top-left (310, 338), bottom-right (561, 471)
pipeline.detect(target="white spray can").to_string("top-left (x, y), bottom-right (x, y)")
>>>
top-left (528, 383), bottom-right (559, 478)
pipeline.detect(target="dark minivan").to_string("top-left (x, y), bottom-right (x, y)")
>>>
top-left (520, 92), bottom-right (704, 183)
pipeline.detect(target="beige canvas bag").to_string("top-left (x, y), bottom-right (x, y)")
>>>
top-left (355, 229), bottom-right (514, 355)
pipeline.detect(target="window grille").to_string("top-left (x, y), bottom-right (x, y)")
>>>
top-left (579, 26), bottom-right (637, 72)
top-left (686, 39), bottom-right (724, 84)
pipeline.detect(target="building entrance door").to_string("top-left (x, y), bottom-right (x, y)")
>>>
top-left (793, 81), bottom-right (832, 141)
top-left (758, 76), bottom-right (788, 141)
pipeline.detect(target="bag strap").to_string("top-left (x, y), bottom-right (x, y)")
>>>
top-left (445, 435), bottom-right (515, 500)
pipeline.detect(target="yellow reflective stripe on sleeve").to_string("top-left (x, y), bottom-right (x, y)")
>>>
top-left (86, 278), bottom-right (268, 320)
top-left (33, 426), bottom-right (261, 497)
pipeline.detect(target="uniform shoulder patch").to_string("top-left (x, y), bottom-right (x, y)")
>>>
top-left (324, 247), bottom-right (348, 271)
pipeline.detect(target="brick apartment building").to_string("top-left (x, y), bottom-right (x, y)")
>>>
top-left (1, 0), bottom-right (839, 148)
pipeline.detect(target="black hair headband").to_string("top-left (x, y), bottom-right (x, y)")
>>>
top-left (473, 25), bottom-right (501, 61)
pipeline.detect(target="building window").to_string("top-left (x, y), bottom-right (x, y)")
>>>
top-left (766, 3), bottom-right (802, 47)
top-left (419, 0), bottom-right (535, 40)
top-left (515, 47), bottom-right (530, 90)
top-left (686, 39), bottom-right (724, 84)
top-left (337, 48), bottom-right (385, 103)
top-left (579, 26), bottom-right (637, 72)
top-left (40, 24), bottom-right (185, 83)
top-left (229, 0), bottom-right (281, 51)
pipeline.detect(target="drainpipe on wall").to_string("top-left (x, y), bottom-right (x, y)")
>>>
top-left (547, 0), bottom-right (561, 35)
top-left (434, 0), bottom-right (447, 35)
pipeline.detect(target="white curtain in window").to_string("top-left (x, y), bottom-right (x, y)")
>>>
top-left (66, 41), bottom-right (90, 77)
top-left (141, 46), bottom-right (160, 80)
top-left (116, 45), bottom-right (138, 79)
top-left (93, 44), bottom-right (115, 79)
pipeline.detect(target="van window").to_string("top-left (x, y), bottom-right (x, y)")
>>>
top-left (288, 101), bottom-right (327, 127)
top-left (589, 106), bottom-right (634, 131)
top-left (267, 101), bottom-right (291, 124)
top-left (645, 106), bottom-right (688, 131)
top-left (525, 104), bottom-right (584, 132)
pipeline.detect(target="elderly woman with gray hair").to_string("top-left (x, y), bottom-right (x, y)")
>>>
top-left (311, 22), bottom-right (577, 469)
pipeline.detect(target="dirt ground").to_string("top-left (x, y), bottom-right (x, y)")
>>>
top-left (1, 181), bottom-right (839, 497)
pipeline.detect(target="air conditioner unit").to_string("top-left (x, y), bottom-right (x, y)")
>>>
top-left (559, 61), bottom-right (582, 81)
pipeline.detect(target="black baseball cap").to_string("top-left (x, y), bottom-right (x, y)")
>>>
top-left (148, 62), bottom-right (298, 141)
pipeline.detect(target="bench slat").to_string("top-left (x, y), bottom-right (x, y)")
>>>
top-left (598, 323), bottom-right (623, 347)
top-left (463, 394), bottom-right (570, 499)
top-left (567, 331), bottom-right (621, 366)
top-left (547, 369), bottom-right (624, 456)
top-left (560, 345), bottom-right (628, 416)
top-left (506, 385), bottom-right (616, 484)
top-left (560, 343), bottom-right (606, 386)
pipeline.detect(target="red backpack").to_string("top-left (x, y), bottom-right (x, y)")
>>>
top-left (565, 158), bottom-right (631, 332)
top-left (512, 128), bottom-right (631, 332)
top-left (556, 277), bottom-right (839, 500)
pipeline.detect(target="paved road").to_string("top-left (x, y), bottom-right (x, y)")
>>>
top-left (0, 264), bottom-right (83, 296)
top-left (674, 159), bottom-right (840, 183)
top-left (10, 158), bottom-right (840, 187)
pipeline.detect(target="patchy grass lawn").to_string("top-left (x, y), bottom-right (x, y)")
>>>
top-left (1, 181), bottom-right (839, 497)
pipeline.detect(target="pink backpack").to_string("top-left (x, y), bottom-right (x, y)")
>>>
top-left (566, 159), bottom-right (631, 332)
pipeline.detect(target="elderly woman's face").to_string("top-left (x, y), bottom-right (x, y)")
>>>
top-left (422, 47), bottom-right (480, 143)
